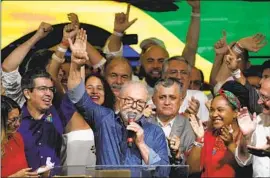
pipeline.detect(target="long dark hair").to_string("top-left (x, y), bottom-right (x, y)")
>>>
top-left (1, 95), bottom-right (21, 156)
top-left (85, 73), bottom-right (115, 110)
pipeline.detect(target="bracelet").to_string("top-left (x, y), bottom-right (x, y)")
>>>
top-left (196, 137), bottom-right (204, 143)
top-left (191, 12), bottom-right (200, 17)
top-left (57, 46), bottom-right (68, 53)
top-left (232, 43), bottom-right (243, 55)
top-left (52, 53), bottom-right (65, 64)
top-left (113, 31), bottom-right (124, 37)
top-left (236, 42), bottom-right (244, 49)
top-left (61, 39), bottom-right (70, 47)
top-left (231, 69), bottom-right (241, 79)
top-left (193, 141), bottom-right (204, 148)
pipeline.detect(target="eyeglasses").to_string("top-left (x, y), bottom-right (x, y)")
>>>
top-left (258, 92), bottom-right (270, 102)
top-left (31, 86), bottom-right (56, 93)
top-left (190, 80), bottom-right (203, 87)
top-left (167, 69), bottom-right (189, 77)
top-left (118, 97), bottom-right (147, 111)
top-left (7, 116), bottom-right (22, 125)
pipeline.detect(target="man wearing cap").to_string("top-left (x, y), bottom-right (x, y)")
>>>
top-left (140, 37), bottom-right (166, 54)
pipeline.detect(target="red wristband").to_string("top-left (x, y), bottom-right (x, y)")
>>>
top-left (61, 39), bottom-right (69, 47)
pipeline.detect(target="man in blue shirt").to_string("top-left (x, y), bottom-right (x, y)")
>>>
top-left (67, 29), bottom-right (169, 175)
top-left (18, 69), bottom-right (75, 171)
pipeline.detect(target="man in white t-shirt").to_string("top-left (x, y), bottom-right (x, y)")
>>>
top-left (235, 78), bottom-right (270, 177)
top-left (161, 56), bottom-right (209, 122)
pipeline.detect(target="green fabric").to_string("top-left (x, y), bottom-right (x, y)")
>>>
top-left (145, 1), bottom-right (270, 65)
top-left (216, 89), bottom-right (241, 110)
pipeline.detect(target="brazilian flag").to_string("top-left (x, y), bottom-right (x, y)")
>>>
top-left (2, 1), bottom-right (270, 82)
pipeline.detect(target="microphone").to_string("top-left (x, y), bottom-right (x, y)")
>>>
top-left (127, 112), bottom-right (136, 148)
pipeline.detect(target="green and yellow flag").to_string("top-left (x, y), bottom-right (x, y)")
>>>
top-left (2, 1), bottom-right (270, 82)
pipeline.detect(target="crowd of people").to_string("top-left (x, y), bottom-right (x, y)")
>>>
top-left (1, 0), bottom-right (270, 177)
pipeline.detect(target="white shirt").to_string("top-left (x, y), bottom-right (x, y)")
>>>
top-left (62, 129), bottom-right (96, 167)
top-left (179, 90), bottom-right (209, 122)
top-left (1, 68), bottom-right (25, 107)
top-left (156, 117), bottom-right (176, 138)
top-left (235, 113), bottom-right (270, 177)
top-left (103, 39), bottom-right (123, 58)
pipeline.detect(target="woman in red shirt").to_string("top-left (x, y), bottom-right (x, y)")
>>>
top-left (1, 95), bottom-right (38, 177)
top-left (187, 90), bottom-right (252, 178)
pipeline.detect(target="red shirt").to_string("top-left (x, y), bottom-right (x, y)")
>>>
top-left (1, 132), bottom-right (28, 177)
top-left (201, 131), bottom-right (236, 177)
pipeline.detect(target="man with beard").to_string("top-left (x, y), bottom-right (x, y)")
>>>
top-left (235, 78), bottom-right (270, 177)
top-left (140, 45), bottom-right (169, 97)
top-left (67, 31), bottom-right (169, 177)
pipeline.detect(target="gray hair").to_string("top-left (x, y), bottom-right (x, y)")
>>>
top-left (153, 78), bottom-right (183, 95)
top-left (161, 56), bottom-right (192, 78)
top-left (119, 81), bottom-right (149, 98)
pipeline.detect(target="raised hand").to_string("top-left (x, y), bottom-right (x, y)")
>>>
top-left (238, 33), bottom-right (267, 52)
top-left (114, 4), bottom-right (138, 33)
top-left (225, 45), bottom-right (241, 71)
top-left (189, 114), bottom-right (204, 139)
top-left (247, 136), bottom-right (270, 157)
top-left (214, 31), bottom-right (228, 55)
top-left (237, 107), bottom-right (257, 136)
top-left (187, 0), bottom-right (200, 11)
top-left (185, 96), bottom-right (200, 116)
top-left (143, 104), bottom-right (156, 117)
top-left (35, 22), bottom-right (53, 40)
top-left (69, 28), bottom-right (89, 67)
top-left (126, 122), bottom-right (145, 146)
top-left (219, 125), bottom-right (233, 146)
top-left (68, 13), bottom-right (80, 26)
top-left (62, 23), bottom-right (79, 43)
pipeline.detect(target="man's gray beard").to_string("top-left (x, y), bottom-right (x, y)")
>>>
top-left (120, 110), bottom-right (143, 123)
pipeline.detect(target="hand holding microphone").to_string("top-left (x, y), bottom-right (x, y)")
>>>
top-left (127, 112), bottom-right (136, 147)
top-left (126, 112), bottom-right (145, 147)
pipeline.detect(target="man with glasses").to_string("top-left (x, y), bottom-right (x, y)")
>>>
top-left (67, 30), bottom-right (169, 176)
top-left (235, 78), bottom-right (270, 177)
top-left (162, 56), bottom-right (209, 122)
top-left (18, 68), bottom-right (75, 172)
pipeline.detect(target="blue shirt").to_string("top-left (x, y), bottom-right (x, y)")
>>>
top-left (18, 94), bottom-right (75, 170)
top-left (68, 80), bottom-right (169, 167)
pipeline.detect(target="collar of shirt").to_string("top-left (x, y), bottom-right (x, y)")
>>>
top-left (22, 104), bottom-right (52, 122)
top-left (156, 117), bottom-right (176, 128)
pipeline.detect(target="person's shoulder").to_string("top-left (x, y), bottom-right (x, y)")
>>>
top-left (143, 118), bottom-right (164, 134)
